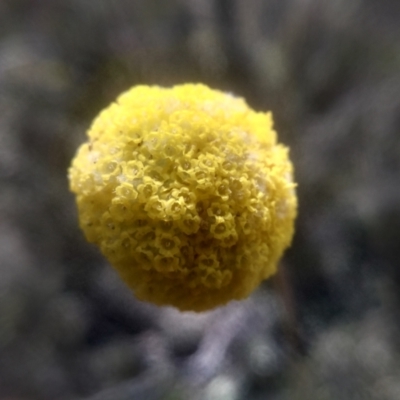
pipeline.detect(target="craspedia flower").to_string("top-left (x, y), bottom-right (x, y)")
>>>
top-left (68, 84), bottom-right (297, 312)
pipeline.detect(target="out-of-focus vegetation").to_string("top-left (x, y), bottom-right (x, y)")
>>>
top-left (1, 1), bottom-right (400, 399)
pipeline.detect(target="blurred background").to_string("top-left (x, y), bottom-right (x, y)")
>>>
top-left (1, 0), bottom-right (400, 399)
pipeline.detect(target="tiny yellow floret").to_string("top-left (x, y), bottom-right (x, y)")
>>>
top-left (68, 84), bottom-right (297, 311)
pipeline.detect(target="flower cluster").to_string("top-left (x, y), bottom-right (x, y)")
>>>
top-left (68, 84), bottom-right (297, 311)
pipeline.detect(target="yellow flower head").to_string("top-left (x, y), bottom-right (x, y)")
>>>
top-left (68, 84), bottom-right (297, 311)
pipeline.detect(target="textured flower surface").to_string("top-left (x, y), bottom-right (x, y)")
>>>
top-left (69, 84), bottom-right (297, 311)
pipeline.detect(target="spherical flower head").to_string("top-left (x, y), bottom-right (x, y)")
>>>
top-left (68, 84), bottom-right (297, 312)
